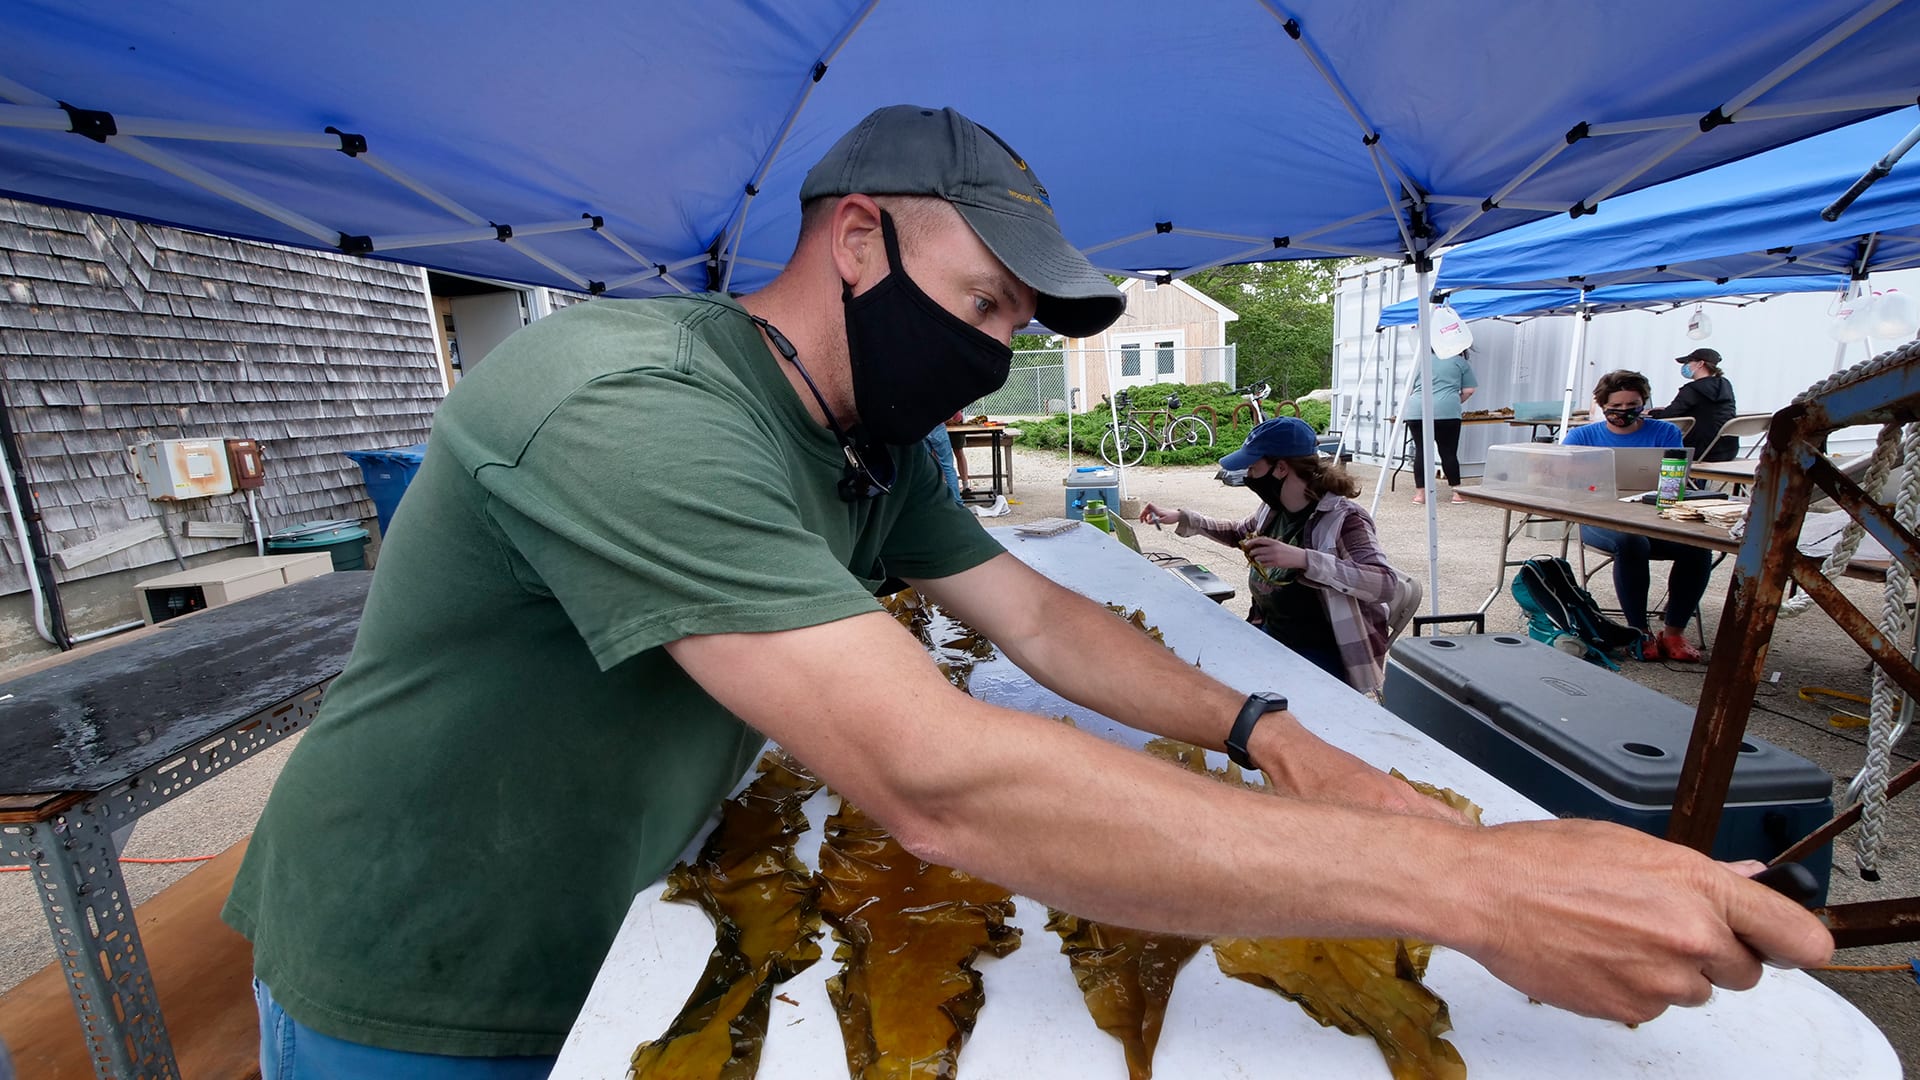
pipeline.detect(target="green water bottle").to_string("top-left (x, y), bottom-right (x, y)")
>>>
top-left (1083, 499), bottom-right (1112, 533)
top-left (1656, 449), bottom-right (1688, 509)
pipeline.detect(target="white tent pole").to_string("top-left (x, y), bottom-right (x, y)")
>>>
top-left (717, 0), bottom-right (881, 291)
top-left (1558, 304), bottom-right (1593, 439)
top-left (1414, 267), bottom-right (1441, 615)
top-left (1833, 280), bottom-right (1864, 372)
top-left (1576, 0), bottom-right (1902, 212)
top-left (1105, 346), bottom-right (1128, 498)
top-left (368, 218), bottom-right (597, 253)
top-left (1370, 281), bottom-right (1418, 517)
top-left (593, 227), bottom-right (694, 293)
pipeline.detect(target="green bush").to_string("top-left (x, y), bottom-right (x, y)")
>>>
top-left (1014, 382), bottom-right (1330, 467)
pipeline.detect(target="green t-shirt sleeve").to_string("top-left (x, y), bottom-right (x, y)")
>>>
top-left (1458, 359), bottom-right (1479, 390)
top-left (874, 441), bottom-right (1005, 581)
top-left (471, 370), bottom-right (884, 671)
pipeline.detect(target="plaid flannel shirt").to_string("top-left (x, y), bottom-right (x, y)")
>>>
top-left (1177, 493), bottom-right (1395, 692)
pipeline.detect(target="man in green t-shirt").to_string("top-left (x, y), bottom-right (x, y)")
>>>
top-left (227, 105), bottom-right (1829, 1076)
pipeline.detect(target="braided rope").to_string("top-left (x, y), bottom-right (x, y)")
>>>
top-left (1793, 339), bottom-right (1920, 405)
top-left (1856, 419), bottom-right (1919, 879)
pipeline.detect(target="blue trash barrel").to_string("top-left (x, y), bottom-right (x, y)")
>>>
top-left (343, 443), bottom-right (428, 537)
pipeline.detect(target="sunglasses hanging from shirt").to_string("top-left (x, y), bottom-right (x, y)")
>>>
top-left (748, 314), bottom-right (896, 501)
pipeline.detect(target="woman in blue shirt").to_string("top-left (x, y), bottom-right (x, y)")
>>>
top-left (1401, 350), bottom-right (1478, 504)
top-left (1564, 370), bottom-right (1708, 662)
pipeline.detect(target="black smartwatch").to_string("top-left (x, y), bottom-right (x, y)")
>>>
top-left (1226, 692), bottom-right (1289, 770)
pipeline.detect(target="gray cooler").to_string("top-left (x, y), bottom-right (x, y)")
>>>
top-left (1383, 633), bottom-right (1833, 900)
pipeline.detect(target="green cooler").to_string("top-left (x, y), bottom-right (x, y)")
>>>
top-left (267, 519), bottom-right (371, 571)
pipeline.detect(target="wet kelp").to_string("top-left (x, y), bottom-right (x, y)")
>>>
top-left (1213, 937), bottom-right (1463, 1080)
top-left (880, 588), bottom-right (997, 693)
top-left (630, 753), bottom-right (825, 1079)
top-left (817, 799), bottom-right (1021, 1079)
top-left (1044, 916), bottom-right (1204, 1079)
top-left (1041, 740), bottom-right (1236, 1079)
top-left (1212, 776), bottom-right (1483, 1080)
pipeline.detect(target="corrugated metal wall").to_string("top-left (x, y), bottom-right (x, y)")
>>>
top-left (1332, 260), bottom-right (1920, 474)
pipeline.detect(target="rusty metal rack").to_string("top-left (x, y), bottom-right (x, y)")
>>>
top-left (0, 571), bottom-right (369, 1080)
top-left (1671, 340), bottom-right (1920, 948)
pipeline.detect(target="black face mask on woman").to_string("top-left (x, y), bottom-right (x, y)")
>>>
top-left (842, 211), bottom-right (1015, 445)
top-left (1244, 471), bottom-right (1292, 510)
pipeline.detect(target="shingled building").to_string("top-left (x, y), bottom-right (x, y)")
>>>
top-left (0, 197), bottom-right (450, 666)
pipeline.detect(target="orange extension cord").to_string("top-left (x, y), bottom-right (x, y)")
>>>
top-left (1, 854), bottom-right (217, 872)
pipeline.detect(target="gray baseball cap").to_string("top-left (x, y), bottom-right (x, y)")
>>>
top-left (800, 105), bottom-right (1125, 338)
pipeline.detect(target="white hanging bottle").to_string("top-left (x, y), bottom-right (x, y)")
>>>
top-left (1866, 288), bottom-right (1918, 341)
top-left (1429, 304), bottom-right (1473, 358)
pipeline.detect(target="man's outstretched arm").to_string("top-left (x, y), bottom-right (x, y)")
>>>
top-left (665, 611), bottom-right (1831, 1025)
top-left (908, 552), bottom-right (1433, 816)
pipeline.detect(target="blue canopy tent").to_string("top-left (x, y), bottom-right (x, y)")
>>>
top-left (1375, 277), bottom-right (1846, 328)
top-left (2, 1), bottom-right (1918, 640)
top-left (1437, 110), bottom-right (1920, 293)
top-left (1436, 108), bottom-right (1920, 430)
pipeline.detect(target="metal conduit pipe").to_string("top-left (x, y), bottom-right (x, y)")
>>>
top-left (0, 435), bottom-right (56, 645)
top-left (0, 383), bottom-right (66, 647)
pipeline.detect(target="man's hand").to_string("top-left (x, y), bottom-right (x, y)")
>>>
top-left (1242, 536), bottom-right (1308, 571)
top-left (1249, 712), bottom-right (1471, 824)
top-left (1459, 819), bottom-right (1834, 1023)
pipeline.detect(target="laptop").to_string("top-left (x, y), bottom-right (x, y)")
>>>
top-left (1109, 514), bottom-right (1143, 553)
top-left (1612, 446), bottom-right (1694, 494)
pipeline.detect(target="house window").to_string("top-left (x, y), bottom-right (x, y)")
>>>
top-left (1120, 342), bottom-right (1141, 377)
top-left (1155, 340), bottom-right (1176, 375)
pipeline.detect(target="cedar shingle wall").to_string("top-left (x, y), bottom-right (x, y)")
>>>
top-left (0, 199), bottom-right (442, 594)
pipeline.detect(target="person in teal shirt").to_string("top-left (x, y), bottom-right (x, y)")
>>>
top-left (1400, 349), bottom-right (1479, 504)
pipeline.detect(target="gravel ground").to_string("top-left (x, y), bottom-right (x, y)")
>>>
top-left (3, 443), bottom-right (1912, 1071)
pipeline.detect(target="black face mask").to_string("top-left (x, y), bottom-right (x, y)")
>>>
top-left (1244, 472), bottom-right (1291, 510)
top-left (1603, 405), bottom-right (1644, 426)
top-left (843, 211), bottom-right (1014, 445)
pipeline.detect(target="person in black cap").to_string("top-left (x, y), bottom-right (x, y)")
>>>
top-left (226, 105), bottom-right (1829, 1076)
top-left (1139, 417), bottom-right (1401, 692)
top-left (1648, 348), bottom-right (1738, 462)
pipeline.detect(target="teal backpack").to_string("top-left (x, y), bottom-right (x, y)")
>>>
top-left (1510, 556), bottom-right (1644, 670)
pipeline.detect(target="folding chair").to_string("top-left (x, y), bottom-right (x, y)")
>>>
top-left (1384, 569), bottom-right (1422, 646)
top-left (1702, 413), bottom-right (1773, 462)
top-left (1576, 535), bottom-right (1710, 647)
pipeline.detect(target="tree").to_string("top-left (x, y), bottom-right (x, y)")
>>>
top-left (1184, 260), bottom-right (1346, 398)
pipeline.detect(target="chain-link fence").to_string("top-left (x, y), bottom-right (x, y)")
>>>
top-left (961, 353), bottom-right (1066, 417)
top-left (960, 345), bottom-right (1236, 418)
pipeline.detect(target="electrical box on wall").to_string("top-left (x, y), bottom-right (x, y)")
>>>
top-left (134, 439), bottom-right (234, 500)
top-left (226, 438), bottom-right (266, 490)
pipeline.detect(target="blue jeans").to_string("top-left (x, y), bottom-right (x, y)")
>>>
top-left (922, 428), bottom-right (966, 506)
top-left (254, 979), bottom-right (555, 1080)
top-left (1580, 525), bottom-right (1712, 632)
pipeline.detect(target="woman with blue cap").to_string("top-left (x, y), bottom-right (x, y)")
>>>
top-left (1140, 416), bottom-right (1399, 691)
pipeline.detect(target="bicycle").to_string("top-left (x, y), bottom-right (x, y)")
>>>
top-left (1230, 381), bottom-right (1273, 427)
top-left (1098, 388), bottom-right (1215, 467)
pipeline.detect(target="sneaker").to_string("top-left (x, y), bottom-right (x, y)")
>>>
top-left (1658, 632), bottom-right (1704, 662)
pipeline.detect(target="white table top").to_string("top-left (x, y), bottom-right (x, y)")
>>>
top-left (551, 524), bottom-right (1896, 1080)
